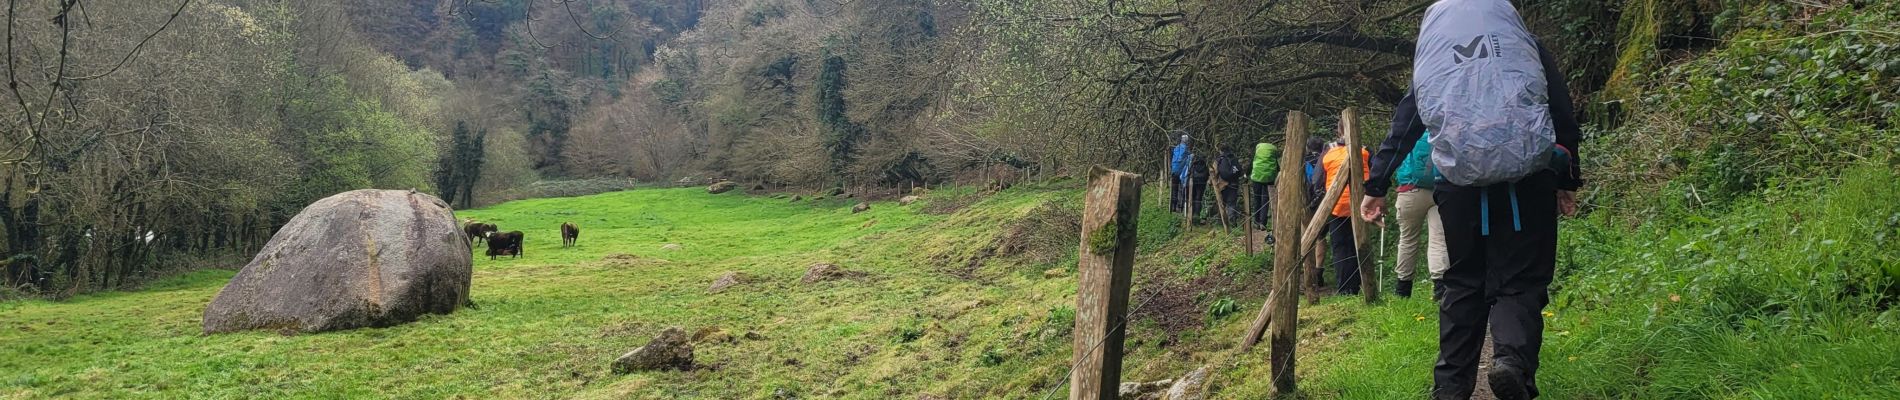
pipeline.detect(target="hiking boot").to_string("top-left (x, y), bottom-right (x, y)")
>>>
top-left (1488, 362), bottom-right (1531, 400)
top-left (1395, 279), bottom-right (1414, 298)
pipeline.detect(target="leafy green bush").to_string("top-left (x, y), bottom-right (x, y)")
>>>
top-left (1043, 305), bottom-right (1077, 337)
top-left (1204, 296), bottom-right (1239, 322)
top-left (1135, 189), bottom-right (1183, 252)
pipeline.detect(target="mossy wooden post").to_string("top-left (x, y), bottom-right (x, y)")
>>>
top-left (1268, 111), bottom-right (1310, 395)
top-left (1072, 166), bottom-right (1141, 400)
top-left (1344, 107), bottom-right (1379, 303)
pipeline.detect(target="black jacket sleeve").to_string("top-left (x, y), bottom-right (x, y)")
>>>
top-left (1366, 91), bottom-right (1426, 198)
top-left (1538, 43), bottom-right (1585, 191)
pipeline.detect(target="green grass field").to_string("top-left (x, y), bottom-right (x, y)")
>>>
top-left (4, 179), bottom-right (1897, 399)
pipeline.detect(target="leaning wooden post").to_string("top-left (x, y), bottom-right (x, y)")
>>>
top-left (1210, 166), bottom-right (1232, 233)
top-left (1160, 155), bottom-right (1170, 210)
top-left (1072, 167), bottom-right (1142, 400)
top-left (1268, 112), bottom-right (1311, 395)
top-left (1343, 108), bottom-right (1379, 303)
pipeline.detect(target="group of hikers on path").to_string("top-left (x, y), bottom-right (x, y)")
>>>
top-left (1168, 1), bottom-right (1583, 398)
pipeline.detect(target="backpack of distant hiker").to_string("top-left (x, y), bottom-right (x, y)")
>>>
top-left (1216, 153), bottom-right (1243, 183)
top-left (1303, 158), bottom-right (1324, 207)
top-left (1412, 0), bottom-right (1555, 187)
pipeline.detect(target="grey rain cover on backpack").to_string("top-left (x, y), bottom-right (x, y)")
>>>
top-left (1413, 0), bottom-right (1554, 187)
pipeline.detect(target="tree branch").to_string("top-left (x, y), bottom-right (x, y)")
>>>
top-left (65, 0), bottom-right (193, 81)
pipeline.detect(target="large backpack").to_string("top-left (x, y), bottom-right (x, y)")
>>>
top-left (1413, 0), bottom-right (1554, 187)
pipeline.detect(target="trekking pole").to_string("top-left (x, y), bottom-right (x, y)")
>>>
top-left (1379, 222), bottom-right (1387, 292)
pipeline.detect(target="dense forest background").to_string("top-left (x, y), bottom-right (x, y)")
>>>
top-left (3, 0), bottom-right (1895, 297)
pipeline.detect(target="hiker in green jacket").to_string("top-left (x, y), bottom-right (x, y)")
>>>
top-left (1249, 140), bottom-right (1279, 232)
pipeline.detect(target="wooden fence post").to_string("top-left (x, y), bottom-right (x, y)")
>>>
top-left (1071, 167), bottom-right (1142, 400)
top-left (1268, 111), bottom-right (1311, 395)
top-left (1244, 177), bottom-right (1257, 255)
top-left (1241, 143), bottom-right (1346, 350)
top-left (1344, 107), bottom-right (1379, 303)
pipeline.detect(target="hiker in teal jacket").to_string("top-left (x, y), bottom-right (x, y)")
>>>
top-left (1392, 133), bottom-right (1448, 299)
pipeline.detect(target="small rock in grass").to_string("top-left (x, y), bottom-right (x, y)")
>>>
top-left (661, 243), bottom-right (683, 251)
top-left (692, 327), bottom-right (734, 344)
top-left (851, 202), bottom-right (871, 214)
top-left (1119, 379), bottom-right (1172, 400)
top-left (1164, 366), bottom-right (1211, 400)
top-left (801, 263), bottom-right (861, 284)
top-left (790, 195), bottom-right (804, 202)
top-left (611, 327), bottom-right (694, 373)
top-left (709, 272), bottom-right (745, 293)
top-left (898, 195), bottom-right (921, 206)
top-left (707, 181), bottom-right (736, 194)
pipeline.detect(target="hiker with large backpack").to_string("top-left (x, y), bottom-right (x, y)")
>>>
top-left (1187, 155), bottom-right (1212, 224)
top-left (1215, 149), bottom-right (1246, 225)
top-left (1250, 139), bottom-right (1280, 232)
top-left (1362, 1), bottom-right (1584, 399)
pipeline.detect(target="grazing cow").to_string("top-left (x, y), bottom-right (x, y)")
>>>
top-left (560, 222), bottom-right (580, 248)
top-left (486, 231), bottom-right (524, 260)
top-left (465, 222), bottom-right (497, 245)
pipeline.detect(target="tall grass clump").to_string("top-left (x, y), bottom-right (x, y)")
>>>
top-left (1541, 164), bottom-right (1900, 397)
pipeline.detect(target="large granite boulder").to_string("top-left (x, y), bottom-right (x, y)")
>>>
top-left (202, 189), bottom-right (473, 334)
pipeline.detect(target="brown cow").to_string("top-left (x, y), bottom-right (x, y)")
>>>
top-left (486, 231), bottom-right (524, 260)
top-left (560, 222), bottom-right (579, 248)
top-left (464, 222), bottom-right (497, 245)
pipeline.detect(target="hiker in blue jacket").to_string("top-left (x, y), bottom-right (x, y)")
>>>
top-left (1170, 133), bottom-right (1192, 213)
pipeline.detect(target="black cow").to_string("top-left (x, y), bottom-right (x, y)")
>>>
top-left (486, 231), bottom-right (524, 260)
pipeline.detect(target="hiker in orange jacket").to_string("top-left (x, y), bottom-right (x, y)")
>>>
top-left (1321, 137), bottom-right (1370, 295)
